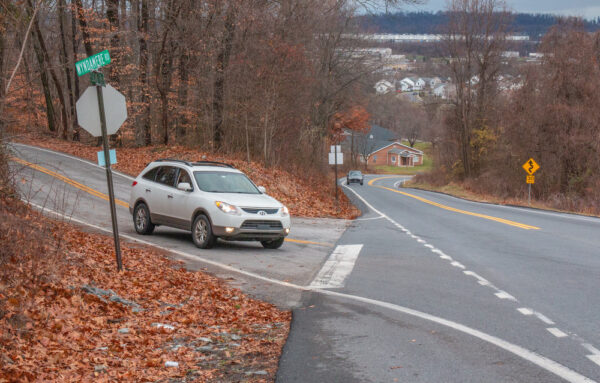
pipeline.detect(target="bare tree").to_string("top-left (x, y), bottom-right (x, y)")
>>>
top-left (444, 0), bottom-right (510, 178)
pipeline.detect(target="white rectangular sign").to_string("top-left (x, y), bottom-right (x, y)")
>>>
top-left (329, 152), bottom-right (343, 165)
top-left (330, 145), bottom-right (341, 153)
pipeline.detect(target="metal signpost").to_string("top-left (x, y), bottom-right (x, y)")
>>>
top-left (522, 158), bottom-right (540, 206)
top-left (329, 145), bottom-right (343, 205)
top-left (75, 50), bottom-right (126, 272)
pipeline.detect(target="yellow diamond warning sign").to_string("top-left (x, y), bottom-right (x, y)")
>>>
top-left (522, 158), bottom-right (540, 175)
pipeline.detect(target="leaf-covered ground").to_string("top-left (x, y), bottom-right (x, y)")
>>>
top-left (15, 133), bottom-right (360, 220)
top-left (0, 196), bottom-right (290, 382)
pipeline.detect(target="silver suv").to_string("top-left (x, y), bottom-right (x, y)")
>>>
top-left (129, 159), bottom-right (291, 249)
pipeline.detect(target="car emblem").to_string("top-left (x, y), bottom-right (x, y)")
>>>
top-left (258, 210), bottom-right (267, 216)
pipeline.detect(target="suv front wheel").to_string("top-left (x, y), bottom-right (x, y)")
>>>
top-left (261, 237), bottom-right (285, 249)
top-left (192, 214), bottom-right (217, 249)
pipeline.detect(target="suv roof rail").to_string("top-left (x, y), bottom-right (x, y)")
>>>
top-left (154, 158), bottom-right (193, 166)
top-left (191, 161), bottom-right (235, 169)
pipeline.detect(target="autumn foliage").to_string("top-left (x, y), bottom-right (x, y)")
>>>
top-left (329, 106), bottom-right (370, 144)
top-left (0, 196), bottom-right (290, 382)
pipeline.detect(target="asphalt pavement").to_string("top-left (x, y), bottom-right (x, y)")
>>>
top-left (8, 143), bottom-right (600, 382)
top-left (277, 175), bottom-right (600, 382)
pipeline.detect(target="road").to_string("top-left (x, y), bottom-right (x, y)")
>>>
top-left (278, 176), bottom-right (600, 382)
top-left (9, 143), bottom-right (600, 382)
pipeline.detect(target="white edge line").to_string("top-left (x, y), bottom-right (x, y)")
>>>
top-left (10, 142), bottom-right (135, 180)
top-left (318, 289), bottom-right (595, 383)
top-left (354, 216), bottom-right (385, 221)
top-left (23, 200), bottom-right (304, 290)
top-left (22, 199), bottom-right (598, 383)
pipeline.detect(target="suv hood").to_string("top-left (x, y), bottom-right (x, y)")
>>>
top-left (213, 193), bottom-right (282, 208)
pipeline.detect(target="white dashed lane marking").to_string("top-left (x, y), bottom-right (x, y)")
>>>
top-left (517, 308), bottom-right (556, 325)
top-left (451, 261), bottom-right (466, 269)
top-left (495, 291), bottom-right (517, 301)
top-left (583, 344), bottom-right (600, 367)
top-left (547, 328), bottom-right (569, 338)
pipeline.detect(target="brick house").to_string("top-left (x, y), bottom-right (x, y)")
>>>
top-left (367, 142), bottom-right (424, 167)
top-left (342, 124), bottom-right (425, 167)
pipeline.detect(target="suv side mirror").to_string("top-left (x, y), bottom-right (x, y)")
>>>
top-left (177, 182), bottom-right (192, 192)
top-left (258, 186), bottom-right (266, 194)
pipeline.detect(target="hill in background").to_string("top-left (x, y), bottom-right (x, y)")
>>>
top-left (357, 11), bottom-right (600, 39)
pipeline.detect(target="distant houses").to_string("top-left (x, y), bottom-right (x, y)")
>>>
top-left (375, 80), bottom-right (395, 95)
top-left (396, 76), bottom-right (454, 99)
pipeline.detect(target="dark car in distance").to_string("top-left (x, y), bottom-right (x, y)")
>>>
top-left (347, 170), bottom-right (364, 185)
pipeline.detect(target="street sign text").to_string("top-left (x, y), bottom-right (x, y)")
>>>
top-left (75, 50), bottom-right (111, 77)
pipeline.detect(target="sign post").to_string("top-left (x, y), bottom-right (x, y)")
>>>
top-left (522, 158), bottom-right (540, 207)
top-left (75, 50), bottom-right (125, 272)
top-left (328, 145), bottom-right (343, 208)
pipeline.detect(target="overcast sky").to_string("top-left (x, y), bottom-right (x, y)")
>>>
top-left (400, 0), bottom-right (600, 19)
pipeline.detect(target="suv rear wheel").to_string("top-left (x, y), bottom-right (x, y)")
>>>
top-left (134, 203), bottom-right (155, 235)
top-left (192, 214), bottom-right (217, 249)
top-left (261, 237), bottom-right (285, 249)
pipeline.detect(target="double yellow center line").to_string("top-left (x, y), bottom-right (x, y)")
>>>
top-left (11, 156), bottom-right (334, 246)
top-left (368, 177), bottom-right (540, 230)
top-left (10, 156), bottom-right (129, 208)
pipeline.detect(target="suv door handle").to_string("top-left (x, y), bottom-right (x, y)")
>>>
top-left (145, 188), bottom-right (151, 193)
top-left (167, 194), bottom-right (173, 199)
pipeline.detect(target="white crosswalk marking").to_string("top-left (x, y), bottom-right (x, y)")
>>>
top-left (309, 245), bottom-right (363, 289)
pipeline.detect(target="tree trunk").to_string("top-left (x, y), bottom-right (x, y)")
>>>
top-left (212, 4), bottom-right (236, 150)
top-left (106, 0), bottom-right (119, 83)
top-left (176, 52), bottom-right (189, 140)
top-left (136, 0), bottom-right (151, 146)
top-left (58, 0), bottom-right (75, 139)
top-left (74, 0), bottom-right (93, 56)
top-left (245, 111), bottom-right (250, 163)
top-left (71, 1), bottom-right (81, 141)
top-left (31, 30), bottom-right (56, 133)
top-left (28, 0), bottom-right (69, 137)
top-left (0, 18), bottom-right (6, 132)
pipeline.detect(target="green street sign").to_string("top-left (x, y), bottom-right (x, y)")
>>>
top-left (75, 50), bottom-right (111, 77)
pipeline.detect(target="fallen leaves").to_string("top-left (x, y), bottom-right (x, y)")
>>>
top-left (0, 197), bottom-right (290, 382)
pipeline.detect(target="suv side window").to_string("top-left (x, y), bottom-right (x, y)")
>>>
top-left (142, 167), bottom-right (159, 181)
top-left (155, 166), bottom-right (179, 187)
top-left (177, 169), bottom-right (193, 188)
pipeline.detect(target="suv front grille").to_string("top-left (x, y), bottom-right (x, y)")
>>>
top-left (240, 220), bottom-right (283, 230)
top-left (241, 208), bottom-right (279, 214)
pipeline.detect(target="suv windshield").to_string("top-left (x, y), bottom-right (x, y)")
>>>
top-left (194, 171), bottom-right (260, 194)
top-left (349, 171), bottom-right (362, 177)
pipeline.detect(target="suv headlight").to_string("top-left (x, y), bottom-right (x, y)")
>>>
top-left (281, 206), bottom-right (289, 217)
top-left (215, 201), bottom-right (240, 215)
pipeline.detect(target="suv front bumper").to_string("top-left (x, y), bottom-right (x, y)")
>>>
top-left (212, 217), bottom-right (290, 241)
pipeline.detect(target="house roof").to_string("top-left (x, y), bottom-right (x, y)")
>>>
top-left (388, 148), bottom-right (412, 156)
top-left (369, 142), bottom-right (424, 156)
top-left (368, 124), bottom-right (397, 141)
